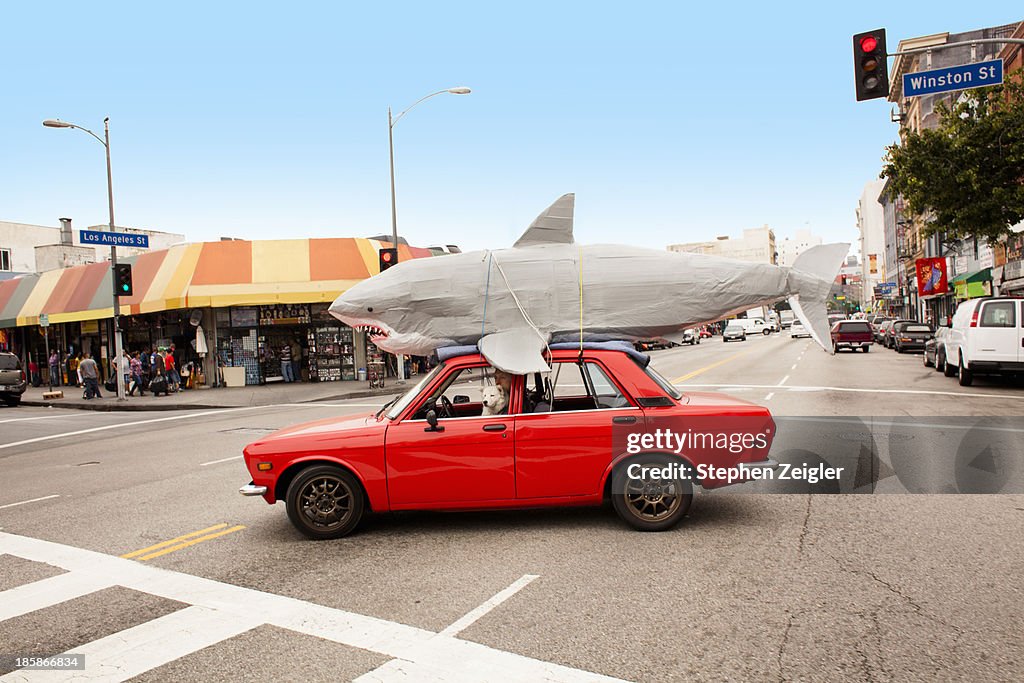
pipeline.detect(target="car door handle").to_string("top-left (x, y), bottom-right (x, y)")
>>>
top-left (612, 416), bottom-right (637, 424)
top-left (483, 424), bottom-right (507, 432)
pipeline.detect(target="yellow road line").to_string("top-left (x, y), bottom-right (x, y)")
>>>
top-left (673, 346), bottom-right (761, 384)
top-left (121, 523), bottom-right (229, 559)
top-left (135, 526), bottom-right (246, 561)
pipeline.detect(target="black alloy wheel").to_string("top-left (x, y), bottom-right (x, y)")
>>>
top-left (286, 465), bottom-right (365, 540)
top-left (612, 458), bottom-right (693, 531)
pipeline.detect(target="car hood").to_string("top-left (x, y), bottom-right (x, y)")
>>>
top-left (244, 412), bottom-right (380, 455)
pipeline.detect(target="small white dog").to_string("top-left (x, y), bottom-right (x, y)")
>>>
top-left (480, 385), bottom-right (508, 416)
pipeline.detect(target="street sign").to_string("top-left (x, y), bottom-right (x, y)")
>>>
top-left (39, 314), bottom-right (49, 328)
top-left (903, 59), bottom-right (1003, 98)
top-left (79, 229), bottom-right (150, 248)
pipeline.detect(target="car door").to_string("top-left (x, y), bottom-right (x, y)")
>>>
top-left (514, 359), bottom-right (641, 499)
top-left (973, 300), bottom-right (1017, 365)
top-left (385, 364), bottom-right (515, 507)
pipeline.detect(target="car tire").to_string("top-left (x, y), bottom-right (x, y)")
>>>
top-left (763, 329), bottom-right (770, 336)
top-left (896, 344), bottom-right (903, 353)
top-left (936, 352), bottom-right (945, 373)
top-left (285, 465), bottom-right (365, 540)
top-left (611, 456), bottom-right (693, 532)
top-left (3, 396), bottom-right (20, 407)
top-left (958, 354), bottom-right (973, 387)
top-left (943, 354), bottom-right (957, 377)
top-left (832, 342), bottom-right (838, 354)
top-left (923, 351), bottom-right (933, 367)
top-left (862, 345), bottom-right (870, 353)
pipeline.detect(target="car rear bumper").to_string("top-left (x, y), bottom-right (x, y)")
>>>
top-left (239, 482), bottom-right (268, 496)
top-left (968, 360), bottom-right (1024, 373)
top-left (0, 382), bottom-right (27, 395)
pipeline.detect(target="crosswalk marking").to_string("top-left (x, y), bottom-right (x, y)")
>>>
top-left (0, 532), bottom-right (625, 683)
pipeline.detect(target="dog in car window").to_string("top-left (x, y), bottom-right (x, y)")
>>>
top-left (480, 384), bottom-right (508, 416)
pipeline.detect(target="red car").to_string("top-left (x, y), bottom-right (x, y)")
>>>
top-left (240, 346), bottom-right (777, 539)
top-left (830, 320), bottom-right (873, 352)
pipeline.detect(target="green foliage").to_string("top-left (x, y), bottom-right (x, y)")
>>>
top-left (881, 69), bottom-right (1024, 243)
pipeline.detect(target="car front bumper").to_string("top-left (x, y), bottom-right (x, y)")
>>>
top-left (239, 482), bottom-right (268, 496)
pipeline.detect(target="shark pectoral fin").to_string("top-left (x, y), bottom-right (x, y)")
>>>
top-left (478, 330), bottom-right (551, 374)
top-left (513, 194), bottom-right (575, 247)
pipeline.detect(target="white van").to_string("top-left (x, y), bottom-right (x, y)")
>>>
top-left (735, 317), bottom-right (772, 335)
top-left (944, 297), bottom-right (1024, 386)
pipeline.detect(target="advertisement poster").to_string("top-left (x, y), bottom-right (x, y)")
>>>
top-left (916, 257), bottom-right (948, 297)
top-left (869, 253), bottom-right (878, 274)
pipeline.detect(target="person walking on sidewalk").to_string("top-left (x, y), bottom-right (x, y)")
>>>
top-left (164, 346), bottom-right (180, 391)
top-left (128, 351), bottom-right (146, 396)
top-left (279, 341), bottom-right (294, 382)
top-left (79, 353), bottom-right (102, 399)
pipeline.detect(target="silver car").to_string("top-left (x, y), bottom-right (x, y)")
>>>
top-left (723, 323), bottom-right (747, 342)
top-left (0, 352), bottom-right (27, 407)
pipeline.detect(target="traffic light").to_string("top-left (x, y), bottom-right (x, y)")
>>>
top-left (114, 263), bottom-right (133, 296)
top-left (378, 247), bottom-right (398, 272)
top-left (853, 29), bottom-right (889, 101)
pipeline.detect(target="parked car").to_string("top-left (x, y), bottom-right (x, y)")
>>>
top-left (830, 320), bottom-right (873, 353)
top-left (698, 327), bottom-right (712, 339)
top-left (923, 327), bottom-right (951, 371)
top-left (944, 297), bottom-right (1024, 386)
top-left (682, 328), bottom-right (700, 345)
top-left (893, 323), bottom-right (933, 353)
top-left (633, 340), bottom-right (670, 351)
top-left (240, 345), bottom-right (777, 538)
top-left (780, 310), bottom-right (795, 329)
top-left (883, 319), bottom-right (917, 348)
top-left (789, 319), bottom-right (810, 338)
top-left (873, 318), bottom-right (894, 343)
top-left (723, 322), bottom-right (747, 342)
top-left (0, 352), bottom-right (27, 407)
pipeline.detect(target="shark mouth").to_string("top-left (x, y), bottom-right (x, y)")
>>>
top-left (346, 321), bottom-right (393, 344)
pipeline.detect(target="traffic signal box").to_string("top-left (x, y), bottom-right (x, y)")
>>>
top-left (114, 263), bottom-right (133, 297)
top-left (853, 29), bottom-right (889, 101)
top-left (379, 247), bottom-right (398, 273)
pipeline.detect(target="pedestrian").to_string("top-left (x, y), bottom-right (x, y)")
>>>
top-left (290, 339), bottom-right (302, 382)
top-left (280, 341), bottom-right (294, 382)
top-left (141, 346), bottom-right (152, 383)
top-left (128, 351), bottom-right (146, 396)
top-left (79, 352), bottom-right (102, 399)
top-left (164, 346), bottom-right (180, 391)
top-left (28, 357), bottom-right (40, 387)
top-left (69, 353), bottom-right (81, 387)
top-left (48, 350), bottom-right (60, 387)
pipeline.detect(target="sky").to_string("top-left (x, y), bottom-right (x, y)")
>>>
top-left (2, 2), bottom-right (1020, 255)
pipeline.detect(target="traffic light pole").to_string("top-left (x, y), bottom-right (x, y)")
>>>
top-left (104, 119), bottom-right (127, 402)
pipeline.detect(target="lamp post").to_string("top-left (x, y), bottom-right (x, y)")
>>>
top-left (387, 86), bottom-right (470, 381)
top-left (43, 117), bottom-right (127, 401)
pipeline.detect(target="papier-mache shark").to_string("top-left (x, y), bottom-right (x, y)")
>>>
top-left (329, 194), bottom-right (849, 374)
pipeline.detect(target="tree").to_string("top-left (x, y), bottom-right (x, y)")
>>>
top-left (881, 70), bottom-right (1024, 243)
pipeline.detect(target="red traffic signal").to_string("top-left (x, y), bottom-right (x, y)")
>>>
top-left (853, 29), bottom-right (889, 102)
top-left (378, 247), bottom-right (398, 272)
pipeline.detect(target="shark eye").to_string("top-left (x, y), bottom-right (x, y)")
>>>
top-left (367, 307), bottom-right (374, 312)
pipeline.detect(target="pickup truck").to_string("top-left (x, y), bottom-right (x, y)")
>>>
top-left (830, 320), bottom-right (873, 353)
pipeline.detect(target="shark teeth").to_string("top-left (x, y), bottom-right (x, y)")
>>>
top-left (352, 324), bottom-right (390, 339)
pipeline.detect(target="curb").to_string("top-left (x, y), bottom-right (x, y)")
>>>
top-left (18, 387), bottom-right (400, 412)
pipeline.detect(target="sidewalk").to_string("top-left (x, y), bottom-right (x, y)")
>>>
top-left (19, 379), bottom-right (403, 412)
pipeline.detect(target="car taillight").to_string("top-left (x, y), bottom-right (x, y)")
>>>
top-left (970, 308), bottom-right (979, 327)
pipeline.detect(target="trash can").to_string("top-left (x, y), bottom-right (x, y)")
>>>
top-left (357, 367), bottom-right (367, 382)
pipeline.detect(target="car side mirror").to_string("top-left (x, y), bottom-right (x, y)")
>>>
top-left (452, 394), bottom-right (469, 404)
top-left (424, 409), bottom-right (445, 433)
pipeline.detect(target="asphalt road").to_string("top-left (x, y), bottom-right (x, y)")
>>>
top-left (1, 334), bottom-right (1022, 682)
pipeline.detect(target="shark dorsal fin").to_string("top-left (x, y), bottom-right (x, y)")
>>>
top-left (513, 193), bottom-right (575, 247)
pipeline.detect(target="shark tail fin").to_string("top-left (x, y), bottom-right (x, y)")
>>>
top-left (787, 243), bottom-right (850, 354)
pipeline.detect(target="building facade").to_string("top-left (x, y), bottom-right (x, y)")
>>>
top-left (668, 225), bottom-right (777, 264)
top-left (856, 179), bottom-right (887, 312)
top-left (776, 228), bottom-right (823, 268)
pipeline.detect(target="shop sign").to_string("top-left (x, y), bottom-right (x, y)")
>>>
top-left (259, 304), bottom-right (312, 326)
top-left (1006, 234), bottom-right (1024, 263)
top-left (230, 307), bottom-right (259, 327)
top-left (915, 257), bottom-right (948, 297)
top-left (81, 320), bottom-right (99, 334)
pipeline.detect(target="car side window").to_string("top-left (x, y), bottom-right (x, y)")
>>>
top-left (585, 363), bottom-right (629, 409)
top-left (980, 302), bottom-right (1016, 328)
top-left (536, 361), bottom-right (629, 412)
top-left (413, 365), bottom-right (506, 419)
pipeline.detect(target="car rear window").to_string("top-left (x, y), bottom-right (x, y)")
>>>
top-left (980, 301), bottom-right (1016, 328)
top-left (838, 322), bottom-right (871, 333)
top-left (905, 325), bottom-right (932, 333)
top-left (0, 355), bottom-right (21, 370)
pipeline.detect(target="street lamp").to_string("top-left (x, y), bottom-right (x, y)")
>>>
top-left (43, 117), bottom-right (127, 401)
top-left (386, 86), bottom-right (470, 381)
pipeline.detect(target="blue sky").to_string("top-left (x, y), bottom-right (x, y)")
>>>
top-left (2, 2), bottom-right (1019, 253)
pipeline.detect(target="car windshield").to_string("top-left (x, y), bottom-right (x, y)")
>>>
top-left (725, 323), bottom-right (743, 331)
top-left (384, 363), bottom-right (445, 419)
top-left (642, 363), bottom-right (682, 400)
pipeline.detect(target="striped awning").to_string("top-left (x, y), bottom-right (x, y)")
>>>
top-left (0, 238), bottom-right (434, 328)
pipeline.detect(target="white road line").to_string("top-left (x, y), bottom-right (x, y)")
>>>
top-left (0, 406), bottom-right (263, 451)
top-left (199, 455), bottom-right (243, 467)
top-left (790, 364), bottom-right (797, 370)
top-left (764, 393), bottom-right (775, 401)
top-left (0, 494), bottom-right (60, 510)
top-left (0, 415), bottom-right (78, 425)
top-left (440, 574), bottom-right (540, 637)
top-left (778, 375), bottom-right (789, 386)
top-left (19, 606), bottom-right (264, 683)
top-left (782, 415), bottom-right (1024, 434)
top-left (0, 533), bottom-right (623, 683)
top-left (678, 383), bottom-right (1024, 400)
top-left (0, 571), bottom-right (115, 622)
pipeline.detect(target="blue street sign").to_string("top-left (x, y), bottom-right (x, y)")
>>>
top-left (79, 229), bottom-right (150, 248)
top-left (903, 59), bottom-right (1003, 98)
